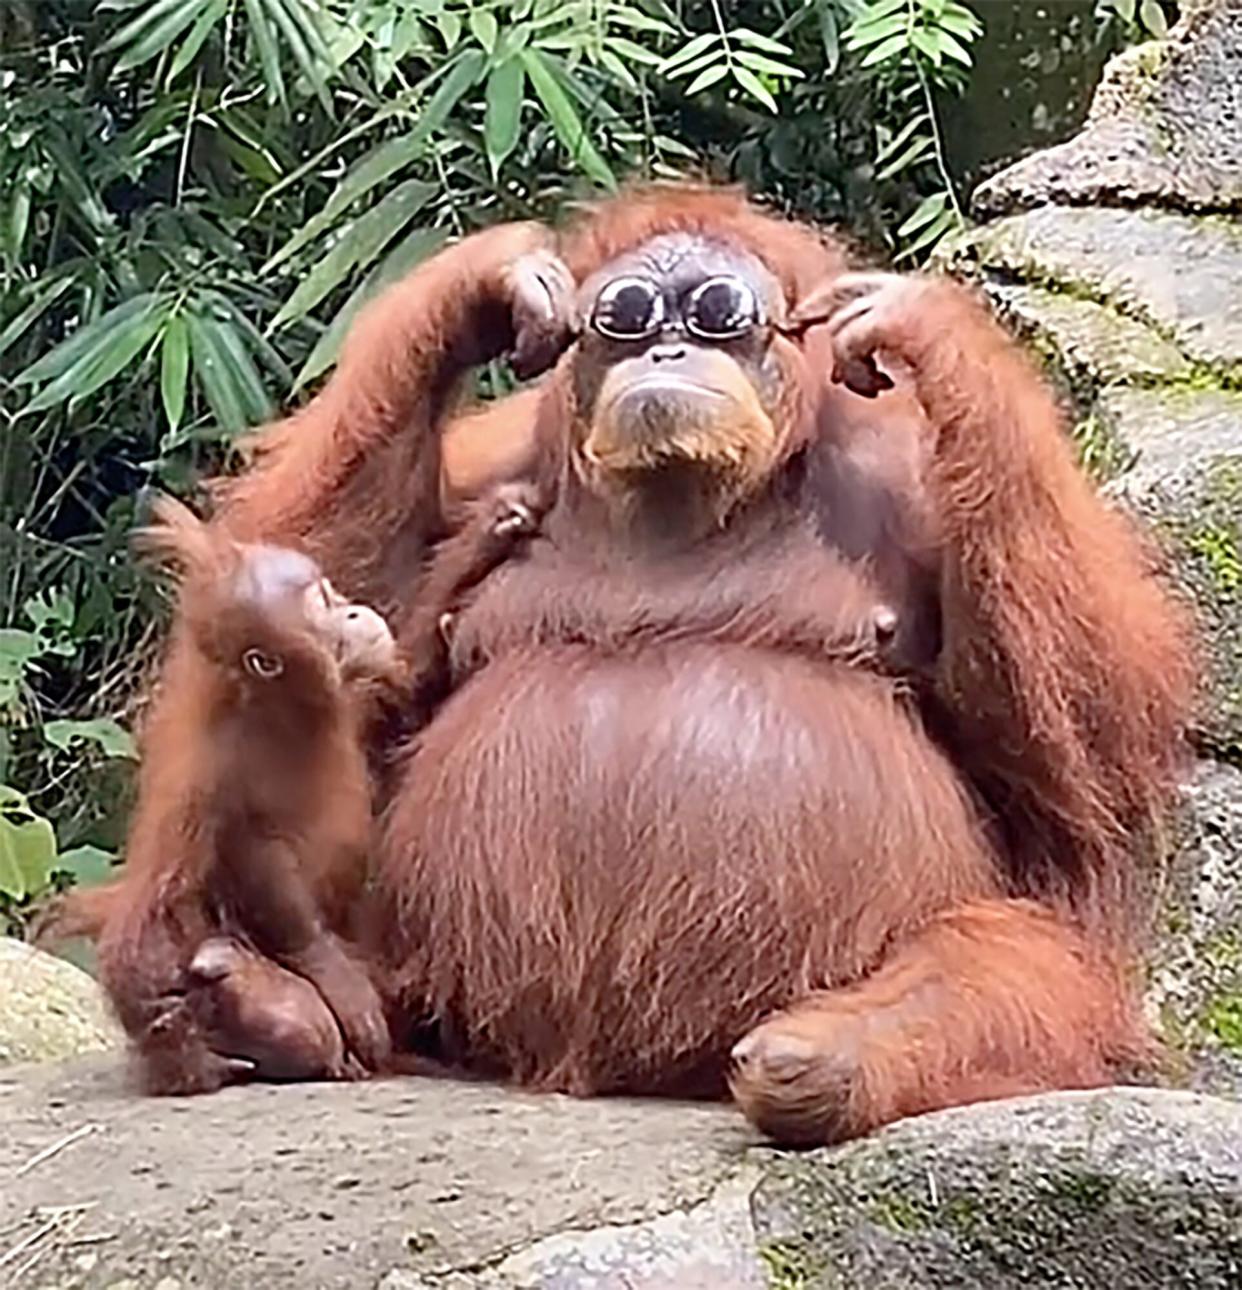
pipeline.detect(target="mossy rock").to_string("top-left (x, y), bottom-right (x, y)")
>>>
top-left (0, 937), bottom-right (122, 1067)
top-left (1148, 762), bottom-right (1242, 1096)
top-left (753, 1089), bottom-right (1242, 1290)
top-left (953, 204), bottom-right (1242, 372)
top-left (1103, 388), bottom-right (1242, 755)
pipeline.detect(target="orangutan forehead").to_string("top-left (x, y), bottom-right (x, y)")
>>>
top-left (582, 233), bottom-right (782, 304)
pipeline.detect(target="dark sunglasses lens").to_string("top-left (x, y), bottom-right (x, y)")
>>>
top-left (591, 278), bottom-right (662, 340)
top-left (686, 278), bottom-right (761, 339)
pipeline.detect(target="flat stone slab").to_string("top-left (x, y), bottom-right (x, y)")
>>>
top-left (973, 0), bottom-right (1242, 214)
top-left (0, 1057), bottom-right (752, 1288)
top-left (2, 1059), bottom-right (1241, 1289)
top-left (962, 204), bottom-right (1242, 370)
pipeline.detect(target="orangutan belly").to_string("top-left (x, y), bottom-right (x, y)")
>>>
top-left (378, 641), bottom-right (998, 1095)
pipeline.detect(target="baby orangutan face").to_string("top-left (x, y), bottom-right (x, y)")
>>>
top-left (225, 544), bottom-right (401, 686)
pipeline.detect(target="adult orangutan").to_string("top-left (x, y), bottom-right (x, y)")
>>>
top-left (132, 184), bottom-right (1192, 1144)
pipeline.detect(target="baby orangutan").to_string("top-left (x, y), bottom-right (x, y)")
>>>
top-left (41, 484), bottom-right (544, 1093)
top-left (39, 495), bottom-right (402, 1089)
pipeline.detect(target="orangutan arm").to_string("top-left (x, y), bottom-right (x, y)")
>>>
top-left (798, 274), bottom-right (1196, 922)
top-left (213, 225), bottom-right (572, 606)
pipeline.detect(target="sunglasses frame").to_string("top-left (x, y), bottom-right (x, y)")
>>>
top-left (588, 274), bottom-right (769, 344)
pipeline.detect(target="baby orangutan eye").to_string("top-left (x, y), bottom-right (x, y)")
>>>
top-left (242, 649), bottom-right (284, 680)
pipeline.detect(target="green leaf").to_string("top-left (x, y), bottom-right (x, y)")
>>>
top-left (663, 48), bottom-right (727, 81)
top-left (112, 0), bottom-right (210, 72)
top-left (263, 133), bottom-right (427, 274)
top-left (606, 5), bottom-right (677, 36)
top-left (732, 65), bottom-right (779, 113)
top-left (0, 276), bottom-right (75, 365)
top-left (411, 48), bottom-right (486, 141)
top-left (99, 0), bottom-right (200, 55)
top-left (160, 315), bottom-right (190, 431)
top-left (683, 61), bottom-right (729, 96)
top-left (199, 289), bottom-right (293, 387)
top-left (604, 36), bottom-right (664, 68)
top-left (853, 0), bottom-right (905, 16)
top-left (845, 12), bottom-right (907, 49)
top-left (597, 48), bottom-right (638, 91)
top-left (485, 57), bottom-right (526, 173)
top-left (54, 846), bottom-right (118, 887)
top-left (265, 0), bottom-right (334, 113)
top-left (188, 311), bottom-right (248, 433)
top-left (734, 50), bottom-right (804, 80)
top-left (295, 227), bottom-right (449, 390)
top-left (875, 112), bottom-right (930, 164)
top-left (203, 316), bottom-right (275, 424)
top-left (939, 6), bottom-right (983, 40)
top-left (0, 629), bottom-right (42, 707)
top-left (520, 48), bottom-right (615, 189)
top-left (935, 27), bottom-right (973, 66)
top-left (437, 10), bottom-right (462, 50)
top-left (23, 300), bottom-right (166, 414)
top-left (244, 0), bottom-right (287, 105)
top-left (42, 719), bottom-right (136, 759)
top-left (470, 9), bottom-right (499, 53)
top-left (875, 132), bottom-right (933, 181)
top-left (859, 30), bottom-right (909, 67)
top-left (1139, 0), bottom-right (1168, 35)
top-left (41, 131), bottom-right (115, 236)
top-left (732, 28), bottom-right (795, 55)
top-left (0, 810), bottom-right (56, 900)
top-left (168, 0), bottom-right (227, 79)
top-left (818, 2), bottom-right (841, 73)
top-left (6, 182), bottom-right (31, 262)
top-left (911, 29), bottom-right (943, 65)
top-left (658, 31), bottom-right (718, 74)
top-left (270, 179), bottom-right (437, 329)
top-left (897, 190), bottom-right (947, 237)
top-left (896, 205), bottom-right (958, 261)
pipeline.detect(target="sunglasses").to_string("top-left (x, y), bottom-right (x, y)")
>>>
top-left (588, 274), bottom-right (769, 344)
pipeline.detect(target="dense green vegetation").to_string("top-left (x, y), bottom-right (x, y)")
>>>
top-left (0, 0), bottom-right (1173, 925)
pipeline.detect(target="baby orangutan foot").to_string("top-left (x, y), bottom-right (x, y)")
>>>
top-left (187, 938), bottom-right (351, 1083)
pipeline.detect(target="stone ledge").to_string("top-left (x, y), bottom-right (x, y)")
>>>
top-left (955, 204), bottom-right (1242, 371)
top-left (3, 1059), bottom-right (1241, 1289)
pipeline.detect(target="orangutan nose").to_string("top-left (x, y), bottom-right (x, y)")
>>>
top-left (650, 343), bottom-right (687, 363)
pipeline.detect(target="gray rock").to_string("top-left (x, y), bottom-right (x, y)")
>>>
top-left (0, 1056), bottom-right (753, 1289)
top-left (973, 0), bottom-right (1242, 215)
top-left (754, 1088), bottom-right (1242, 1290)
top-left (2, 1058), bottom-right (1240, 1289)
top-left (1103, 387), bottom-right (1242, 753)
top-left (958, 204), bottom-right (1242, 371)
top-left (0, 938), bottom-right (122, 1067)
top-left (983, 281), bottom-right (1192, 405)
top-left (1147, 762), bottom-right (1242, 1097)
